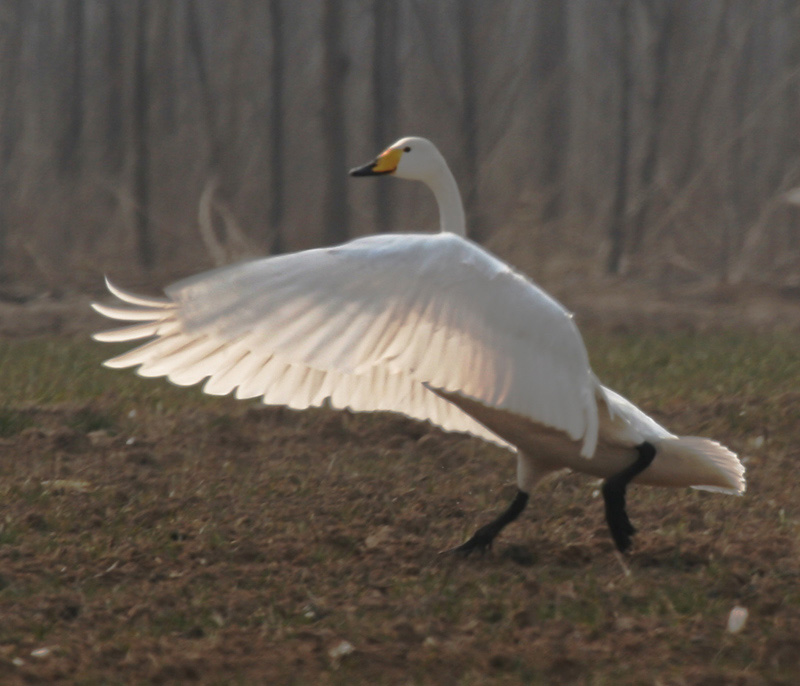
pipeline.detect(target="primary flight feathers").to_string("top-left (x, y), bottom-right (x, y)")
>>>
top-left (94, 233), bottom-right (599, 455)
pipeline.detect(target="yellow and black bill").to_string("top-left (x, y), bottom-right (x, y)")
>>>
top-left (349, 147), bottom-right (402, 176)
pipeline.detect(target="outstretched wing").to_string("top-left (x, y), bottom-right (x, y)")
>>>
top-left (93, 233), bottom-right (599, 456)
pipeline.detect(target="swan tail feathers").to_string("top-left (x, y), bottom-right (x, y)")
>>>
top-left (652, 436), bottom-right (745, 495)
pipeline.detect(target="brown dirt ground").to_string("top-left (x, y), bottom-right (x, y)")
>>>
top-left (0, 391), bottom-right (798, 685)
top-left (0, 283), bottom-right (799, 685)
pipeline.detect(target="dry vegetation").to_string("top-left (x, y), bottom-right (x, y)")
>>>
top-left (0, 331), bottom-right (798, 685)
top-left (1, 2), bottom-right (799, 291)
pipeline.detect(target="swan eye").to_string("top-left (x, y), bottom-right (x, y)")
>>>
top-left (403, 146), bottom-right (411, 152)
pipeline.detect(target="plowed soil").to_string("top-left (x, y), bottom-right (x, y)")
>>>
top-left (1, 281), bottom-right (799, 684)
top-left (1, 386), bottom-right (798, 685)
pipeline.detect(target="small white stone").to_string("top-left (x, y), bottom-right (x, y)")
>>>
top-left (328, 640), bottom-right (355, 660)
top-left (726, 605), bottom-right (748, 633)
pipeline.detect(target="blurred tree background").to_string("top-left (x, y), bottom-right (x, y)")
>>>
top-left (0, 0), bottom-right (798, 296)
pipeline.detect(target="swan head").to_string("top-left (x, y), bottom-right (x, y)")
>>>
top-left (349, 137), bottom-right (447, 184)
top-left (350, 136), bottom-right (466, 236)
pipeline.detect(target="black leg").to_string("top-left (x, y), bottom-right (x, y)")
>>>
top-left (447, 490), bottom-right (530, 556)
top-left (602, 441), bottom-right (656, 553)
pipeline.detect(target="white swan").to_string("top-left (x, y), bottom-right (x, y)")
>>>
top-left (92, 136), bottom-right (745, 554)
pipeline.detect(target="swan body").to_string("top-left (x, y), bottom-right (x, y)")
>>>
top-left (93, 136), bottom-right (745, 553)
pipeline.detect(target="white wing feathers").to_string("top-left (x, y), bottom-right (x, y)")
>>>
top-left (93, 233), bottom-right (600, 456)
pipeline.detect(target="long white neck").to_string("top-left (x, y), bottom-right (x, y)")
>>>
top-left (427, 167), bottom-right (467, 237)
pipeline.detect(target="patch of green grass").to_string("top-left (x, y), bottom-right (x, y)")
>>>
top-left (0, 521), bottom-right (22, 545)
top-left (2, 331), bottom-right (796, 427)
top-left (66, 406), bottom-right (118, 433)
top-left (586, 329), bottom-right (800, 405)
top-left (0, 338), bottom-right (221, 409)
top-left (0, 406), bottom-right (35, 437)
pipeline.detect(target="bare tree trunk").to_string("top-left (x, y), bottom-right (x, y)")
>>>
top-left (58, 0), bottom-right (84, 175)
top-left (186, 1), bottom-right (222, 171)
top-left (132, 0), bottom-right (154, 271)
top-left (457, 2), bottom-right (481, 239)
top-left (321, 0), bottom-right (349, 246)
top-left (372, 0), bottom-right (398, 233)
top-left (186, 2), bottom-right (254, 263)
top-left (607, 0), bottom-right (632, 275)
top-left (786, 0), bottom-right (800, 250)
top-left (721, 14), bottom-right (757, 282)
top-left (156, 3), bottom-right (177, 133)
top-left (644, 4), bottom-right (728, 250)
top-left (674, 5), bottom-right (727, 191)
top-left (534, 0), bottom-right (568, 225)
top-left (105, 1), bottom-right (124, 175)
top-left (0, 0), bottom-right (23, 280)
top-left (268, 0), bottom-right (285, 254)
top-left (628, 0), bottom-right (679, 256)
